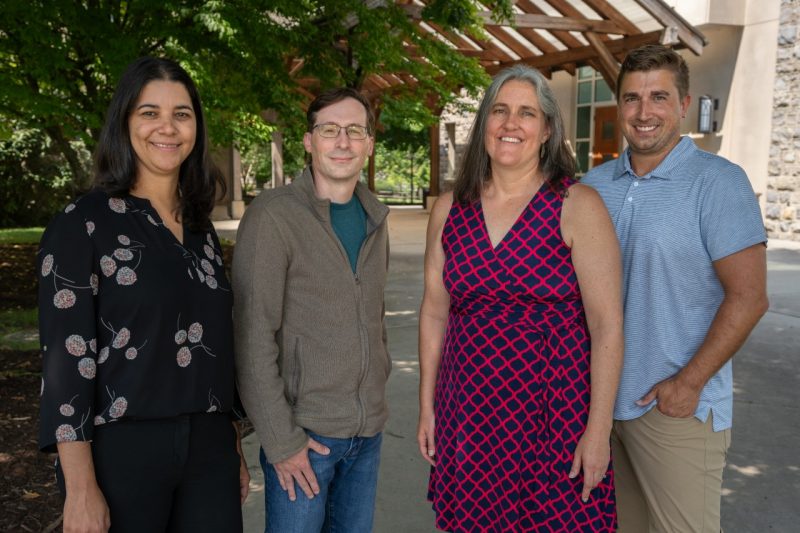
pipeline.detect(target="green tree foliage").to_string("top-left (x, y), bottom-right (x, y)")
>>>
top-left (374, 117), bottom-right (430, 203)
top-left (0, 126), bottom-right (76, 226)
top-left (374, 141), bottom-right (429, 203)
top-left (0, 0), bottom-right (511, 221)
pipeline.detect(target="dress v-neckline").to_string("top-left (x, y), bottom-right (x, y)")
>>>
top-left (478, 183), bottom-right (544, 251)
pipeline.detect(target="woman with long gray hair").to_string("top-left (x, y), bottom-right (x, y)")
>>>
top-left (418, 65), bottom-right (623, 531)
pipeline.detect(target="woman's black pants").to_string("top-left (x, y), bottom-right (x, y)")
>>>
top-left (57, 413), bottom-right (243, 532)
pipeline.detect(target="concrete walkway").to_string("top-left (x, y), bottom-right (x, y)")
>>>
top-left (216, 208), bottom-right (800, 533)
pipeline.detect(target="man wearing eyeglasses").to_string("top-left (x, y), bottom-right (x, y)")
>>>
top-left (233, 88), bottom-right (390, 533)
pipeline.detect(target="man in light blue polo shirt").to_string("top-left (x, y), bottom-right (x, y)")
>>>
top-left (583, 44), bottom-right (768, 533)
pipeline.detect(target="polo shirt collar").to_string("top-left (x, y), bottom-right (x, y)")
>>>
top-left (613, 136), bottom-right (697, 181)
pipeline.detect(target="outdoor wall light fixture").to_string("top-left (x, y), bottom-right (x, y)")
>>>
top-left (698, 95), bottom-right (718, 134)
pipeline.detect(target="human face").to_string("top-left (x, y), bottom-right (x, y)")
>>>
top-left (618, 68), bottom-right (690, 173)
top-left (303, 97), bottom-right (374, 187)
top-left (128, 80), bottom-right (196, 183)
top-left (484, 79), bottom-right (550, 176)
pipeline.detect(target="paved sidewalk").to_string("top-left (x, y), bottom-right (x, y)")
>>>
top-left (217, 208), bottom-right (800, 533)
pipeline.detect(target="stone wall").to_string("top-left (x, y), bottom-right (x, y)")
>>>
top-left (767, 0), bottom-right (800, 240)
top-left (436, 93), bottom-right (481, 191)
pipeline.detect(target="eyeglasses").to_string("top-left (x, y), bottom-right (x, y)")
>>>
top-left (313, 123), bottom-right (370, 140)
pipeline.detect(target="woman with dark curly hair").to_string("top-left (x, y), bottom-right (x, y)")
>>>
top-left (418, 65), bottom-right (623, 532)
top-left (37, 57), bottom-right (248, 532)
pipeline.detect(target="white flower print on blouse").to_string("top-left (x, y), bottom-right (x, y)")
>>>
top-left (175, 233), bottom-right (228, 292)
top-left (41, 253), bottom-right (96, 310)
top-left (108, 198), bottom-right (127, 213)
top-left (54, 393), bottom-right (91, 443)
top-left (59, 333), bottom-right (98, 379)
top-left (174, 314), bottom-right (216, 367)
top-left (59, 394), bottom-right (78, 417)
top-left (65, 334), bottom-right (88, 356)
top-left (94, 386), bottom-right (128, 426)
top-left (207, 389), bottom-right (221, 413)
top-left (99, 234), bottom-right (145, 287)
top-left (108, 196), bottom-right (160, 227)
top-left (98, 318), bottom-right (147, 364)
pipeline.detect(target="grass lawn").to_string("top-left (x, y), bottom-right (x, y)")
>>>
top-left (0, 227), bottom-right (44, 244)
top-left (0, 308), bottom-right (39, 351)
top-left (0, 228), bottom-right (41, 350)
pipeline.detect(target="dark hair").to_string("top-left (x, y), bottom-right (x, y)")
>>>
top-left (306, 87), bottom-right (375, 134)
top-left (453, 65), bottom-right (575, 204)
top-left (93, 56), bottom-right (223, 231)
top-left (617, 44), bottom-right (690, 100)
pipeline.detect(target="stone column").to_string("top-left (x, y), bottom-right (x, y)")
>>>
top-left (212, 146), bottom-right (244, 220)
top-left (767, 0), bottom-right (800, 240)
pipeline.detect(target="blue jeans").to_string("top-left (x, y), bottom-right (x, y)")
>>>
top-left (260, 431), bottom-right (382, 533)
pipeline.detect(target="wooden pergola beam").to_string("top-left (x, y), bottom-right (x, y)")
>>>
top-left (514, 0), bottom-right (588, 50)
top-left (479, 12), bottom-right (626, 35)
top-left (634, 0), bottom-right (707, 55)
top-left (582, 0), bottom-right (643, 36)
top-left (402, 4), bottom-right (626, 35)
top-left (584, 31), bottom-right (621, 93)
top-left (486, 30), bottom-right (662, 75)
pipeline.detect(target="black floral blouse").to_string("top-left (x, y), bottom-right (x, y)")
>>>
top-left (38, 190), bottom-right (237, 452)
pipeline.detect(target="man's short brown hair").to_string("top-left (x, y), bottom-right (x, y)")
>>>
top-left (617, 44), bottom-right (689, 100)
top-left (306, 87), bottom-right (375, 134)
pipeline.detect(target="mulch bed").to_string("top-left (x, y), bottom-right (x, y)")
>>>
top-left (0, 243), bottom-right (63, 532)
top-left (0, 241), bottom-right (237, 532)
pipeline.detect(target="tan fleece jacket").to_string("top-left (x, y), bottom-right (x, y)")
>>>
top-left (232, 167), bottom-right (390, 463)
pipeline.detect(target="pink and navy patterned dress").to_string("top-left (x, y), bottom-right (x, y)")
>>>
top-left (429, 181), bottom-right (616, 532)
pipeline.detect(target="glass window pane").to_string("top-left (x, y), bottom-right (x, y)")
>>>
top-left (595, 79), bottom-right (613, 102)
top-left (576, 106), bottom-right (591, 139)
top-left (578, 82), bottom-right (592, 104)
top-left (602, 119), bottom-right (615, 140)
top-left (576, 141), bottom-right (590, 174)
top-left (578, 66), bottom-right (594, 80)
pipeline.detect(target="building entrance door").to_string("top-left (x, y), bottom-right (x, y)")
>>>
top-left (592, 105), bottom-right (620, 168)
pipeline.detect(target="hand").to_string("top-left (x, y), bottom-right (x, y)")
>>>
top-left (232, 421), bottom-right (250, 504)
top-left (62, 482), bottom-right (110, 533)
top-left (417, 410), bottom-right (436, 466)
top-left (238, 454), bottom-right (250, 504)
top-left (636, 374), bottom-right (701, 418)
top-left (569, 429), bottom-right (610, 503)
top-left (272, 438), bottom-right (330, 501)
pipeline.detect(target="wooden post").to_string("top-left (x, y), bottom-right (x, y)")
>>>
top-left (368, 153), bottom-right (376, 191)
top-left (262, 110), bottom-right (285, 188)
top-left (271, 129), bottom-right (284, 188)
top-left (211, 146), bottom-right (244, 219)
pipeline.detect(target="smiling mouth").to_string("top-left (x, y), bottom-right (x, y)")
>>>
top-left (634, 125), bottom-right (658, 133)
top-left (499, 136), bottom-right (522, 143)
top-left (151, 142), bottom-right (180, 149)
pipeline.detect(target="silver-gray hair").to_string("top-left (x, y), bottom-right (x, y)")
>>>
top-left (453, 64), bottom-right (575, 204)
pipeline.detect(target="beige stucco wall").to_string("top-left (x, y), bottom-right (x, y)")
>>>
top-left (550, 71), bottom-right (576, 154)
top-left (670, 1), bottom-right (780, 201)
top-left (680, 15), bottom-right (779, 199)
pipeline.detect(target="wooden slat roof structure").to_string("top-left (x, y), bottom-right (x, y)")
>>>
top-left (291, 0), bottom-right (706, 98)
top-left (405, 0), bottom-right (705, 93)
top-left (278, 0), bottom-right (707, 197)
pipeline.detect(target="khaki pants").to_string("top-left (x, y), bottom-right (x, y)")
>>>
top-left (612, 408), bottom-right (731, 533)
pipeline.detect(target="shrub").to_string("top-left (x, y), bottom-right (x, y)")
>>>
top-left (0, 127), bottom-right (85, 227)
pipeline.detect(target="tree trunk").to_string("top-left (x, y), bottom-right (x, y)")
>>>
top-left (45, 126), bottom-right (91, 192)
